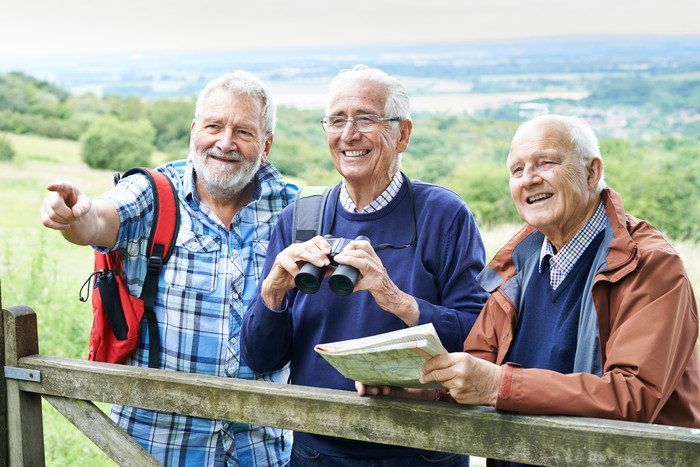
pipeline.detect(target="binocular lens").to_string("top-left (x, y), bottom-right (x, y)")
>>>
top-left (295, 263), bottom-right (324, 294)
top-left (328, 275), bottom-right (353, 296)
top-left (328, 265), bottom-right (359, 296)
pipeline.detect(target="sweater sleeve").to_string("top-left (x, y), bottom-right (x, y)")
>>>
top-left (414, 189), bottom-right (489, 352)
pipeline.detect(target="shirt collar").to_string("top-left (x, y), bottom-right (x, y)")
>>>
top-left (538, 200), bottom-right (608, 285)
top-left (339, 171), bottom-right (403, 214)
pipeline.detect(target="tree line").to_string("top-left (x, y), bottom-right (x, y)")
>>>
top-left (1, 71), bottom-right (699, 241)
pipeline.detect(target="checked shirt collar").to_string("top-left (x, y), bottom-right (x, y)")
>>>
top-left (539, 200), bottom-right (607, 290)
top-left (339, 171), bottom-right (403, 214)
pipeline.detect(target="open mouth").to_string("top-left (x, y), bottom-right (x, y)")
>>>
top-left (527, 193), bottom-right (553, 204)
top-left (343, 150), bottom-right (371, 158)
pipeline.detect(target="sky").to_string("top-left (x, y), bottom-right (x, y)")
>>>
top-left (1, 0), bottom-right (699, 62)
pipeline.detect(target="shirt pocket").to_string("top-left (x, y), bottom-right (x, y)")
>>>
top-left (165, 231), bottom-right (221, 293)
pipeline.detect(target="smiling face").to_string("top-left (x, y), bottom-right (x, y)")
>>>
top-left (507, 118), bottom-right (603, 250)
top-left (190, 89), bottom-right (271, 202)
top-left (326, 80), bottom-right (411, 206)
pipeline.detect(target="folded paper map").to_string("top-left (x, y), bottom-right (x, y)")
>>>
top-left (314, 323), bottom-right (447, 389)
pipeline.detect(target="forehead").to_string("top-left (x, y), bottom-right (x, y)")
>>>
top-left (328, 80), bottom-right (387, 115)
top-left (508, 120), bottom-right (573, 163)
top-left (200, 89), bottom-right (264, 119)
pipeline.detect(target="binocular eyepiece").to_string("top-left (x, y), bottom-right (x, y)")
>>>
top-left (295, 235), bottom-right (370, 296)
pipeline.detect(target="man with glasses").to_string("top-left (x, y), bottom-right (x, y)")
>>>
top-left (241, 65), bottom-right (488, 465)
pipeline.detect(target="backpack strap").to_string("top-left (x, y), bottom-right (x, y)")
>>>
top-left (292, 186), bottom-right (331, 243)
top-left (120, 167), bottom-right (180, 368)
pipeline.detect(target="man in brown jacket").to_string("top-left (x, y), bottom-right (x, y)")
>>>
top-left (358, 114), bottom-right (700, 430)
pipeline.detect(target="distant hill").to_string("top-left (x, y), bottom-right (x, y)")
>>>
top-left (2, 35), bottom-right (699, 102)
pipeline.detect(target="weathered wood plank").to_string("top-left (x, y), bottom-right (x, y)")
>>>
top-left (0, 283), bottom-right (8, 467)
top-left (42, 395), bottom-right (161, 467)
top-left (4, 306), bottom-right (45, 467)
top-left (18, 354), bottom-right (700, 466)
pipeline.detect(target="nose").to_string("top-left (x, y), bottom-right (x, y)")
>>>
top-left (216, 129), bottom-right (238, 153)
top-left (340, 119), bottom-right (362, 141)
top-left (521, 166), bottom-right (542, 187)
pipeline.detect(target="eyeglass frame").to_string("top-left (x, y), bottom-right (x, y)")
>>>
top-left (320, 114), bottom-right (402, 133)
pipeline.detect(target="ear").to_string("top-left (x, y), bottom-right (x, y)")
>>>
top-left (190, 119), bottom-right (197, 137)
top-left (396, 120), bottom-right (412, 154)
top-left (587, 157), bottom-right (603, 190)
top-left (261, 133), bottom-right (273, 163)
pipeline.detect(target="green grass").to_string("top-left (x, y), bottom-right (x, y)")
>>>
top-left (1, 132), bottom-right (698, 465)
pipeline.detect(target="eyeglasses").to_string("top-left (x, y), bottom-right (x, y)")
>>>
top-left (320, 114), bottom-right (401, 133)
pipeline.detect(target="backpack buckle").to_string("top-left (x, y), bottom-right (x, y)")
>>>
top-left (147, 256), bottom-right (163, 273)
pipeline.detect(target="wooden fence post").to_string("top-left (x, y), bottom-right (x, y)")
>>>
top-left (4, 303), bottom-right (45, 467)
top-left (1, 281), bottom-right (7, 467)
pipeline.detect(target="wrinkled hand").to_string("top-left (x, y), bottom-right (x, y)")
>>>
top-left (420, 353), bottom-right (501, 406)
top-left (355, 381), bottom-right (436, 401)
top-left (261, 236), bottom-right (331, 310)
top-left (40, 181), bottom-right (91, 230)
top-left (334, 240), bottom-right (419, 326)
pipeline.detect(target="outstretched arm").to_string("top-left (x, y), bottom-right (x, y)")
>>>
top-left (40, 180), bottom-right (120, 248)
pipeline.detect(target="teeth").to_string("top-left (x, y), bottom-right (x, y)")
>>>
top-left (345, 150), bottom-right (369, 157)
top-left (528, 193), bottom-right (552, 203)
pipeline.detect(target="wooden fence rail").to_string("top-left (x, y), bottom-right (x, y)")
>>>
top-left (3, 303), bottom-right (700, 466)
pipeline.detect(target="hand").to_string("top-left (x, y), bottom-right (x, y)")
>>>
top-left (334, 240), bottom-right (419, 326)
top-left (40, 181), bottom-right (91, 230)
top-left (261, 236), bottom-right (332, 310)
top-left (355, 381), bottom-right (436, 400)
top-left (420, 353), bottom-right (501, 406)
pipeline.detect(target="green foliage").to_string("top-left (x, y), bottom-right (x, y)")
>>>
top-left (437, 160), bottom-right (520, 226)
top-left (148, 98), bottom-right (195, 154)
top-left (602, 136), bottom-right (700, 240)
top-left (80, 115), bottom-right (155, 171)
top-left (0, 134), bottom-right (15, 160)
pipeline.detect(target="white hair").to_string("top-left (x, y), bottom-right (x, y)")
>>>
top-left (194, 70), bottom-right (276, 136)
top-left (514, 114), bottom-right (606, 192)
top-left (325, 64), bottom-right (412, 125)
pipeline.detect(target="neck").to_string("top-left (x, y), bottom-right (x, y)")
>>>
top-left (344, 172), bottom-right (397, 212)
top-left (196, 178), bottom-right (255, 228)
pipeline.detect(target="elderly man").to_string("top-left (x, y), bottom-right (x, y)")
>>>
top-left (360, 115), bottom-right (700, 456)
top-left (40, 71), bottom-right (297, 466)
top-left (241, 65), bottom-right (488, 465)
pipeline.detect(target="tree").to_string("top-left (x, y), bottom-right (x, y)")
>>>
top-left (80, 116), bottom-right (155, 171)
top-left (0, 135), bottom-right (15, 161)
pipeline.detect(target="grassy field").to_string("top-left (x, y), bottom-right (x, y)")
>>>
top-left (1, 132), bottom-right (698, 465)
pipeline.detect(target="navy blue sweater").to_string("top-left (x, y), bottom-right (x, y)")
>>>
top-left (241, 178), bottom-right (488, 458)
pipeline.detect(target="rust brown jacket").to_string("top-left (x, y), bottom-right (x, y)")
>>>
top-left (464, 188), bottom-right (700, 427)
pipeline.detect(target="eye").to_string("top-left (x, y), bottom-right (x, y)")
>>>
top-left (510, 166), bottom-right (523, 177)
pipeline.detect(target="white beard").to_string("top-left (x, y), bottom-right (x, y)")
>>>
top-left (191, 147), bottom-right (263, 201)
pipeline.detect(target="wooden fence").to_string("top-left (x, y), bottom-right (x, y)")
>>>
top-left (2, 301), bottom-right (699, 466)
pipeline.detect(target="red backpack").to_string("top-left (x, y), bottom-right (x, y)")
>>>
top-left (80, 168), bottom-right (180, 368)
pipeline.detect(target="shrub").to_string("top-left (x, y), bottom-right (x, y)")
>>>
top-left (0, 135), bottom-right (15, 161)
top-left (80, 115), bottom-right (155, 171)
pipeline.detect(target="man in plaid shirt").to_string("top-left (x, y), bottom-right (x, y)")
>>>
top-left (41, 71), bottom-right (298, 466)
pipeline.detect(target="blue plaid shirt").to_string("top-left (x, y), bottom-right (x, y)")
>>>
top-left (97, 158), bottom-right (297, 466)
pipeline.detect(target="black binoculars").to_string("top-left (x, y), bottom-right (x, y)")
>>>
top-left (295, 235), bottom-right (370, 296)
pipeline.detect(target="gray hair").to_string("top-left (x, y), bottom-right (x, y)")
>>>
top-left (325, 64), bottom-right (412, 125)
top-left (514, 114), bottom-right (606, 192)
top-left (194, 70), bottom-right (276, 136)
